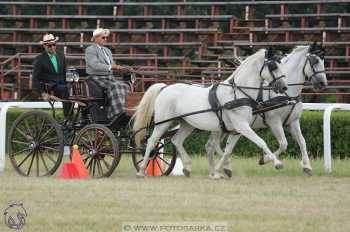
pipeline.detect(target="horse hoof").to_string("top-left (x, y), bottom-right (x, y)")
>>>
top-left (258, 156), bottom-right (265, 165)
top-left (303, 168), bottom-right (313, 176)
top-left (275, 163), bottom-right (284, 170)
top-left (209, 173), bottom-right (222, 180)
top-left (136, 172), bottom-right (145, 178)
top-left (223, 168), bottom-right (233, 178)
top-left (183, 168), bottom-right (191, 177)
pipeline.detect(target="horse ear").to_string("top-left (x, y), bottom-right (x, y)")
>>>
top-left (266, 47), bottom-right (274, 59)
top-left (309, 41), bottom-right (317, 53)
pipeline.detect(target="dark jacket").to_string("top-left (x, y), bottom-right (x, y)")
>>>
top-left (32, 51), bottom-right (66, 94)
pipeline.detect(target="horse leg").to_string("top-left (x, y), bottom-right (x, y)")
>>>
top-left (205, 132), bottom-right (222, 177)
top-left (259, 119), bottom-right (288, 165)
top-left (171, 121), bottom-right (195, 177)
top-left (137, 123), bottom-right (171, 177)
top-left (206, 132), bottom-right (236, 178)
top-left (289, 120), bottom-right (312, 176)
top-left (212, 134), bottom-right (241, 179)
top-left (230, 122), bottom-right (283, 169)
top-left (222, 134), bottom-right (241, 177)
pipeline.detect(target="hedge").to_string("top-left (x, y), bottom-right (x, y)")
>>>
top-left (6, 109), bottom-right (350, 159)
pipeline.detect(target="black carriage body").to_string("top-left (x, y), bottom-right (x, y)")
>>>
top-left (84, 80), bottom-right (109, 124)
top-left (7, 67), bottom-right (177, 178)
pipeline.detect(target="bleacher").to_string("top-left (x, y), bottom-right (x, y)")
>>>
top-left (0, 0), bottom-right (350, 102)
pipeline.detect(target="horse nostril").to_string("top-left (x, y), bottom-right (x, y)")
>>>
top-left (282, 86), bottom-right (288, 91)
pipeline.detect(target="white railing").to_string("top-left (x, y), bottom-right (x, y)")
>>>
top-left (0, 102), bottom-right (349, 173)
top-left (303, 103), bottom-right (350, 173)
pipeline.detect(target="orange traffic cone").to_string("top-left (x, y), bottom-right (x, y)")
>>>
top-left (71, 145), bottom-right (89, 179)
top-left (59, 163), bottom-right (79, 179)
top-left (146, 157), bottom-right (162, 176)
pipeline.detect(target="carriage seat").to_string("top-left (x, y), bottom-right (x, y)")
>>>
top-left (86, 79), bottom-right (106, 100)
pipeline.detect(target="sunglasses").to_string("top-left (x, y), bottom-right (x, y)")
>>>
top-left (46, 44), bottom-right (56, 47)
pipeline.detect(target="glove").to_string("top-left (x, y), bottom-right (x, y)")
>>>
top-left (41, 93), bottom-right (49, 101)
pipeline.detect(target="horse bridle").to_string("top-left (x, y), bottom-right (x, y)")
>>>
top-left (259, 59), bottom-right (286, 87)
top-left (302, 53), bottom-right (326, 81)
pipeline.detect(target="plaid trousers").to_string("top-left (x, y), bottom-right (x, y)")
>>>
top-left (91, 75), bottom-right (130, 119)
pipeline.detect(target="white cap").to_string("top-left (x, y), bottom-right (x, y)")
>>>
top-left (40, 34), bottom-right (59, 45)
top-left (92, 28), bottom-right (110, 38)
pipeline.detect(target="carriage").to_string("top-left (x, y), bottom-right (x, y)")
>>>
top-left (7, 68), bottom-right (177, 178)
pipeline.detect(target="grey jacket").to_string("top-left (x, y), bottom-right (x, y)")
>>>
top-left (85, 44), bottom-right (115, 76)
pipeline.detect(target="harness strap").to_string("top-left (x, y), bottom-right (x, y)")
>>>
top-left (282, 95), bottom-right (302, 126)
top-left (208, 83), bottom-right (229, 133)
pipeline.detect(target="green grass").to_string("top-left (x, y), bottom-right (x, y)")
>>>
top-left (1, 156), bottom-right (350, 232)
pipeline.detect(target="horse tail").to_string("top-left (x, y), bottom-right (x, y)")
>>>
top-left (132, 83), bottom-right (167, 147)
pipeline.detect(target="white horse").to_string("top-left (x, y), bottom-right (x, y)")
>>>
top-left (205, 43), bottom-right (328, 177)
top-left (132, 48), bottom-right (288, 178)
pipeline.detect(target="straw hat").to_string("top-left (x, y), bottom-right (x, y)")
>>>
top-left (40, 34), bottom-right (59, 45)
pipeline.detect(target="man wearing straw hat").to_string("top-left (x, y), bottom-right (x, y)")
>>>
top-left (85, 28), bottom-right (133, 122)
top-left (33, 34), bottom-right (72, 120)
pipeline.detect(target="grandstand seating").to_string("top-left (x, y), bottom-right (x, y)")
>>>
top-left (1, 0), bottom-right (350, 102)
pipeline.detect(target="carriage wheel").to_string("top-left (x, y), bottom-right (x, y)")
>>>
top-left (8, 111), bottom-right (64, 177)
top-left (72, 124), bottom-right (120, 178)
top-left (131, 129), bottom-right (177, 176)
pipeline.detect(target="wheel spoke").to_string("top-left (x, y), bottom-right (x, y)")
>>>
top-left (96, 133), bottom-right (107, 150)
top-left (92, 159), bottom-right (96, 176)
top-left (36, 149), bottom-right (40, 176)
top-left (24, 119), bottom-right (34, 138)
top-left (40, 136), bottom-right (59, 145)
top-left (155, 158), bottom-right (164, 175)
top-left (86, 131), bottom-right (95, 148)
top-left (38, 126), bottom-right (55, 142)
top-left (17, 151), bottom-right (34, 168)
top-left (157, 156), bottom-right (171, 166)
top-left (83, 156), bottom-right (90, 163)
top-left (15, 127), bottom-right (30, 140)
top-left (11, 139), bottom-right (30, 146)
top-left (86, 158), bottom-right (93, 171)
top-left (10, 147), bottom-right (32, 157)
top-left (39, 153), bottom-right (49, 172)
top-left (96, 159), bottom-right (103, 176)
top-left (80, 137), bottom-right (92, 149)
top-left (41, 146), bottom-right (59, 152)
top-left (43, 150), bottom-right (57, 164)
top-left (101, 159), bottom-right (111, 170)
top-left (26, 151), bottom-right (36, 176)
top-left (36, 118), bottom-right (47, 139)
top-left (99, 152), bottom-right (115, 157)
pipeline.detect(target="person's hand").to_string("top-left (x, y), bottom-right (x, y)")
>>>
top-left (111, 64), bottom-right (123, 71)
top-left (127, 66), bottom-right (135, 72)
top-left (41, 93), bottom-right (49, 101)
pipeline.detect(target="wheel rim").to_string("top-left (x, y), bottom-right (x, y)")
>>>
top-left (132, 137), bottom-right (177, 176)
top-left (74, 125), bottom-right (119, 178)
top-left (9, 112), bottom-right (63, 176)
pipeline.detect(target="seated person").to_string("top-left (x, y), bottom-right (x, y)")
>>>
top-left (33, 34), bottom-right (72, 120)
top-left (85, 28), bottom-right (133, 121)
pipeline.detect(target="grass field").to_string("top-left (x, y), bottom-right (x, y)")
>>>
top-left (0, 155), bottom-right (350, 232)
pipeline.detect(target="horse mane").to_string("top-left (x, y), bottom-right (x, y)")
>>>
top-left (227, 49), bottom-right (265, 82)
top-left (282, 46), bottom-right (309, 63)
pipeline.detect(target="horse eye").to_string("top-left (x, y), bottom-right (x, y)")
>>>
top-left (309, 56), bottom-right (319, 66)
top-left (267, 61), bottom-right (278, 71)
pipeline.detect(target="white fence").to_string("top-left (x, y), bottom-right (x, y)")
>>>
top-left (0, 102), bottom-right (62, 171)
top-left (0, 102), bottom-right (349, 173)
